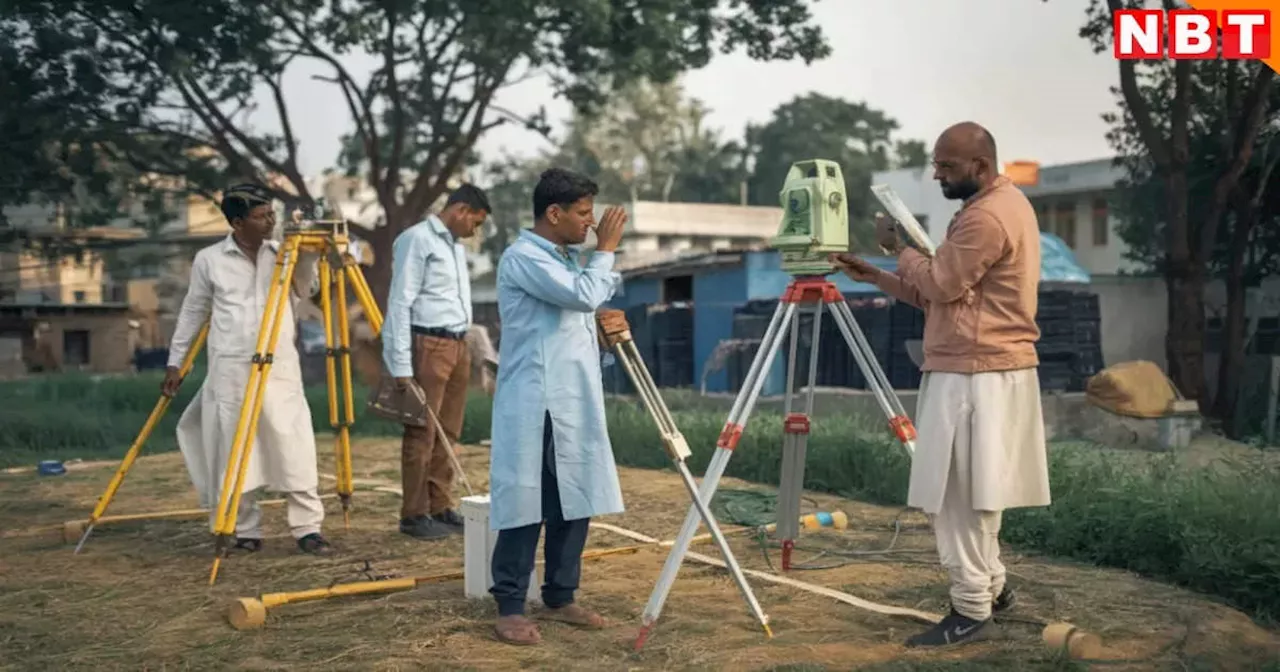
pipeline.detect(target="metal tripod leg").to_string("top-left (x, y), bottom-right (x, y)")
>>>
top-left (635, 299), bottom-right (799, 649)
top-left (610, 335), bottom-right (772, 647)
top-left (73, 323), bottom-right (210, 554)
top-left (827, 300), bottom-right (917, 454)
top-left (333, 262), bottom-right (357, 525)
top-left (208, 237), bottom-right (303, 586)
top-left (775, 302), bottom-right (825, 570)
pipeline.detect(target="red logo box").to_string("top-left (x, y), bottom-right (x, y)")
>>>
top-left (1113, 8), bottom-right (1271, 59)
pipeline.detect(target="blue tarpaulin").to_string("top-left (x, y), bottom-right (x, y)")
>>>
top-left (1039, 232), bottom-right (1091, 283)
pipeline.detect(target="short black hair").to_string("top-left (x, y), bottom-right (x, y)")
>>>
top-left (220, 183), bottom-right (272, 223)
top-left (533, 168), bottom-right (598, 220)
top-left (445, 183), bottom-right (491, 213)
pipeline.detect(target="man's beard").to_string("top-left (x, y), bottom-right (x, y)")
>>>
top-left (940, 178), bottom-right (981, 201)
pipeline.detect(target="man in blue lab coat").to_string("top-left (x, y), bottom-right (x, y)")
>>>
top-left (487, 168), bottom-right (628, 646)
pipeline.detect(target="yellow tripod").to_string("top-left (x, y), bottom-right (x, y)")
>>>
top-left (72, 211), bottom-right (384, 588)
top-left (205, 211), bottom-right (382, 585)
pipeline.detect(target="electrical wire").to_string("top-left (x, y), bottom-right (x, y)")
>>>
top-left (709, 488), bottom-right (936, 573)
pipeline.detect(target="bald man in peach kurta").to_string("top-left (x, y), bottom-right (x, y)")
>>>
top-left (835, 122), bottom-right (1050, 648)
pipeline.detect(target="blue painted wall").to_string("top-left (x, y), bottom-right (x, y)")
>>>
top-left (610, 276), bottom-right (661, 310)
top-left (691, 266), bottom-right (750, 394)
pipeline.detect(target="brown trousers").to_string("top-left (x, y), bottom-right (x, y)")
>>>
top-left (401, 333), bottom-right (471, 520)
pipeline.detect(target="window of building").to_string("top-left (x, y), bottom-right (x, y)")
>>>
top-left (1092, 198), bottom-right (1109, 246)
top-left (1031, 201), bottom-right (1049, 231)
top-left (1053, 202), bottom-right (1076, 248)
top-left (63, 329), bottom-right (90, 367)
top-left (662, 275), bottom-right (693, 303)
top-left (73, 290), bottom-right (86, 303)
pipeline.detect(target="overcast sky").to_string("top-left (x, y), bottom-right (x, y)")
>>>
top-left (266, 0), bottom-right (1121, 178)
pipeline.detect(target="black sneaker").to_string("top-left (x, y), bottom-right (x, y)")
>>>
top-left (432, 509), bottom-right (465, 534)
top-left (905, 608), bottom-right (989, 647)
top-left (400, 516), bottom-right (450, 540)
top-left (993, 585), bottom-right (1016, 613)
top-left (297, 533), bottom-right (334, 556)
top-left (232, 537), bottom-right (263, 553)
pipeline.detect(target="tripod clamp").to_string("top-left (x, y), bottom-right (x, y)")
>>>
top-left (596, 309), bottom-right (692, 463)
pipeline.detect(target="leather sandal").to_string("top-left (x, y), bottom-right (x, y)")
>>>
top-left (494, 615), bottom-right (541, 646)
top-left (540, 604), bottom-right (606, 629)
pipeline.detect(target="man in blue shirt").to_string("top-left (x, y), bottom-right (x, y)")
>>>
top-left (382, 184), bottom-right (491, 540)
top-left (487, 168), bottom-right (628, 646)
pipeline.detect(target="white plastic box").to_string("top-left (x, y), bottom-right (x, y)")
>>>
top-left (460, 494), bottom-right (539, 603)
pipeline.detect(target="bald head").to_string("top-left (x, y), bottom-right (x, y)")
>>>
top-left (932, 122), bottom-right (1000, 201)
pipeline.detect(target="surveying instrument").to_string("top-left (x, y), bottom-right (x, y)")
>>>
top-left (632, 159), bottom-right (920, 649)
top-left (72, 202), bottom-right (386, 587)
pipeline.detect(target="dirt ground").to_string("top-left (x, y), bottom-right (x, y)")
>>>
top-left (1, 438), bottom-right (1277, 672)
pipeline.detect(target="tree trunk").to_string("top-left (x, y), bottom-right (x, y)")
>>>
top-left (1165, 269), bottom-right (1207, 404)
top-left (1162, 163), bottom-right (1207, 404)
top-left (1213, 199), bottom-right (1258, 435)
top-left (362, 225), bottom-right (396, 313)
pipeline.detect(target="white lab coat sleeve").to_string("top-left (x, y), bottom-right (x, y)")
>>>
top-left (167, 253), bottom-right (214, 368)
top-left (503, 249), bottom-right (620, 313)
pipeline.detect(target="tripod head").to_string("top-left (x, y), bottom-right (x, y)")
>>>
top-left (286, 207), bottom-right (349, 236)
top-left (284, 205), bottom-right (357, 260)
top-left (768, 159), bottom-right (850, 277)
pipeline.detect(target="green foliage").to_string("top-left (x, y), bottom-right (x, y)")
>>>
top-left (4, 374), bottom-right (1278, 621)
top-left (1, 0), bottom-right (832, 256)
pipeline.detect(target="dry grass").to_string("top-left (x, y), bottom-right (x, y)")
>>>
top-left (1, 438), bottom-right (1277, 672)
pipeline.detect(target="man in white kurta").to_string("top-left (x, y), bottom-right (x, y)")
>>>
top-left (164, 184), bottom-right (332, 556)
top-left (834, 123), bottom-right (1050, 647)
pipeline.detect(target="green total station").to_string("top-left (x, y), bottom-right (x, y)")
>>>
top-left (769, 159), bottom-right (850, 276)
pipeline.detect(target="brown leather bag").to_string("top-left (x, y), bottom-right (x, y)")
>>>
top-left (366, 374), bottom-right (429, 427)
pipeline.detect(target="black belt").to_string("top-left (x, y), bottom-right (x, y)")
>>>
top-left (412, 325), bottom-right (467, 341)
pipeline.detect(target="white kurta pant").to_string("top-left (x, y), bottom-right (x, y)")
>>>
top-left (910, 368), bottom-right (1050, 620)
top-left (176, 353), bottom-right (323, 539)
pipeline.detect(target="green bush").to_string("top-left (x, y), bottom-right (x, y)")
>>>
top-left (2, 374), bottom-right (1277, 622)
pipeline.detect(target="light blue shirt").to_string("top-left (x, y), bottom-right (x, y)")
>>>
top-left (487, 229), bottom-right (626, 530)
top-left (381, 215), bottom-right (472, 378)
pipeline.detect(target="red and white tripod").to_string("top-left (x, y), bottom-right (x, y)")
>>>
top-left (634, 275), bottom-right (918, 650)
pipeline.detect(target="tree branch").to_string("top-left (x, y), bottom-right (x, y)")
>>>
top-left (1251, 136), bottom-right (1280, 208)
top-left (383, 6), bottom-right (407, 202)
top-left (266, 67), bottom-right (300, 175)
top-left (1108, 0), bottom-right (1173, 169)
top-left (276, 9), bottom-right (384, 203)
top-left (403, 63), bottom-right (512, 217)
top-left (1199, 64), bottom-right (1276, 256)
top-left (177, 73), bottom-right (309, 201)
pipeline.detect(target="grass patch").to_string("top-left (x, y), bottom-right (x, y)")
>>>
top-left (3, 372), bottom-right (1279, 625)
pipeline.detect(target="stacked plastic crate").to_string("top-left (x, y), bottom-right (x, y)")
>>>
top-left (1035, 290), bottom-right (1104, 391)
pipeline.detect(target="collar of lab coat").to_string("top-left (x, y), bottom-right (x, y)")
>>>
top-left (518, 229), bottom-right (583, 260)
